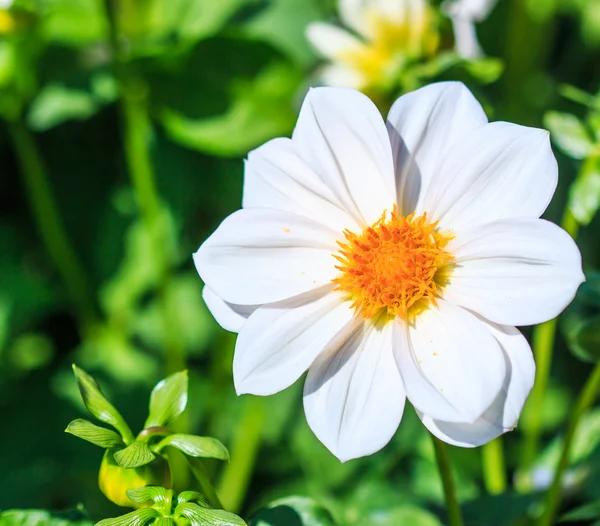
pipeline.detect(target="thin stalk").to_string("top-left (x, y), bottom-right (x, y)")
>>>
top-left (482, 438), bottom-right (507, 495)
top-left (431, 435), bottom-right (464, 526)
top-left (538, 363), bottom-right (600, 526)
top-left (503, 0), bottom-right (555, 124)
top-left (518, 192), bottom-right (582, 491)
top-left (103, 0), bottom-right (185, 376)
top-left (217, 396), bottom-right (266, 513)
top-left (119, 83), bottom-right (185, 376)
top-left (8, 118), bottom-right (97, 329)
top-left (187, 457), bottom-right (223, 509)
top-left (519, 317), bottom-right (558, 490)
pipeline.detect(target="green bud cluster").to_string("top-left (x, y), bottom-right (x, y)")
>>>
top-left (66, 366), bottom-right (229, 508)
top-left (96, 487), bottom-right (246, 526)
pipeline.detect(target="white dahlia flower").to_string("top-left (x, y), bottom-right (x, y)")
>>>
top-left (194, 82), bottom-right (584, 462)
top-left (306, 0), bottom-right (437, 91)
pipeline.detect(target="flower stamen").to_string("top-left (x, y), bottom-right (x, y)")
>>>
top-left (333, 207), bottom-right (453, 320)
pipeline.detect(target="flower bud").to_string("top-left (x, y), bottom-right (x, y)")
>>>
top-left (98, 450), bottom-right (171, 508)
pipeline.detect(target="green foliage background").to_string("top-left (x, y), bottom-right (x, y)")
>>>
top-left (2, 0), bottom-right (600, 524)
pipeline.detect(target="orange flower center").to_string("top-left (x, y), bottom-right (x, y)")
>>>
top-left (333, 208), bottom-right (453, 320)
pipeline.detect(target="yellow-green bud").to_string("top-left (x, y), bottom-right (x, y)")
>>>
top-left (98, 450), bottom-right (171, 508)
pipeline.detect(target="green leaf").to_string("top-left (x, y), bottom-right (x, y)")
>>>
top-left (240, 0), bottom-right (325, 66)
top-left (134, 274), bottom-right (216, 355)
top-left (363, 506), bottom-right (442, 526)
top-left (161, 62), bottom-right (299, 157)
top-left (152, 520), bottom-right (175, 526)
top-left (27, 84), bottom-right (100, 132)
top-left (156, 434), bottom-right (229, 461)
top-left (565, 312), bottom-right (600, 363)
top-left (563, 273), bottom-right (600, 365)
top-left (461, 493), bottom-right (537, 526)
top-left (463, 57), bottom-right (505, 84)
top-left (177, 491), bottom-right (208, 506)
top-left (249, 496), bottom-right (336, 526)
top-left (7, 333), bottom-right (54, 372)
top-left (545, 111), bottom-right (595, 159)
top-left (0, 509), bottom-right (93, 526)
top-left (174, 0), bottom-right (260, 43)
top-left (559, 84), bottom-right (597, 108)
top-left (533, 407), bottom-right (600, 485)
top-left (145, 370), bottom-right (188, 428)
top-left (176, 502), bottom-right (247, 526)
top-left (65, 418), bottom-right (125, 449)
top-left (39, 0), bottom-right (108, 46)
top-left (95, 509), bottom-right (160, 526)
top-left (568, 156), bottom-right (600, 225)
top-left (409, 52), bottom-right (462, 80)
top-left (114, 441), bottom-right (156, 468)
top-left (126, 486), bottom-right (168, 505)
top-left (559, 501), bottom-right (600, 522)
top-left (581, 0), bottom-right (600, 48)
top-left (72, 365), bottom-right (134, 442)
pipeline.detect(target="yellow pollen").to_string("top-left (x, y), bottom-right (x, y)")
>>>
top-left (333, 207), bottom-right (453, 320)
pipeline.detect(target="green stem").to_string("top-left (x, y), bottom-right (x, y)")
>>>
top-left (431, 435), bottom-right (464, 526)
top-left (119, 82), bottom-right (185, 376)
top-left (8, 119), bottom-right (97, 329)
top-left (519, 317), bottom-right (558, 490)
top-left (502, 0), bottom-right (555, 124)
top-left (538, 363), bottom-right (600, 526)
top-left (103, 0), bottom-right (185, 376)
top-left (482, 438), bottom-right (507, 495)
top-left (217, 396), bottom-right (266, 513)
top-left (121, 81), bottom-right (186, 376)
top-left (187, 457), bottom-right (223, 510)
top-left (518, 199), bottom-right (581, 492)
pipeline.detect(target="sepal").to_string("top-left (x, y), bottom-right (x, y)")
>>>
top-left (175, 503), bottom-right (246, 526)
top-left (144, 371), bottom-right (188, 428)
top-left (155, 434), bottom-right (229, 461)
top-left (66, 419), bottom-right (125, 449)
top-left (95, 508), bottom-right (159, 526)
top-left (72, 365), bottom-right (134, 443)
top-left (114, 441), bottom-right (156, 469)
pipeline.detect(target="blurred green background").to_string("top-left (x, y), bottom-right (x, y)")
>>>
top-left (2, 0), bottom-right (600, 524)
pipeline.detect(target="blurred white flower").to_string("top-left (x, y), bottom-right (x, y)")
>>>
top-left (194, 82), bottom-right (584, 461)
top-left (306, 0), bottom-right (437, 91)
top-left (442, 0), bottom-right (498, 58)
top-left (0, 0), bottom-right (14, 34)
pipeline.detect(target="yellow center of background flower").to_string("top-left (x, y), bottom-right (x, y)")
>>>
top-left (339, 7), bottom-right (439, 89)
top-left (333, 208), bottom-right (453, 320)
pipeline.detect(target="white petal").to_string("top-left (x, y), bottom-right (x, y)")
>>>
top-left (421, 122), bottom-right (558, 230)
top-left (444, 218), bottom-right (585, 326)
top-left (306, 22), bottom-right (365, 61)
top-left (379, 0), bottom-right (426, 25)
top-left (202, 286), bottom-right (257, 333)
top-left (243, 138), bottom-right (360, 233)
top-left (338, 0), bottom-right (370, 36)
top-left (443, 0), bottom-right (498, 20)
top-left (234, 289), bottom-right (355, 396)
top-left (449, 17), bottom-right (483, 59)
top-left (194, 208), bottom-right (339, 305)
top-left (304, 319), bottom-right (405, 461)
top-left (386, 82), bottom-right (488, 215)
top-left (318, 64), bottom-right (367, 90)
top-left (394, 300), bottom-right (506, 423)
top-left (293, 87), bottom-right (396, 226)
top-left (420, 323), bottom-right (535, 447)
